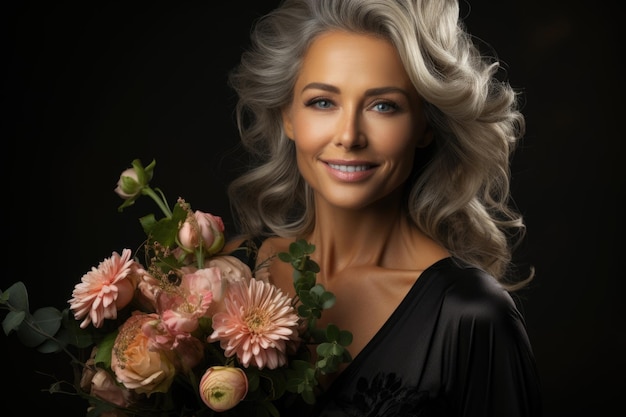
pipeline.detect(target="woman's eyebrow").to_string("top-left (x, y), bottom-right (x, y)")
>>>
top-left (301, 82), bottom-right (409, 98)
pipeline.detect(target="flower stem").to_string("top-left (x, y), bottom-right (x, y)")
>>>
top-left (142, 186), bottom-right (173, 218)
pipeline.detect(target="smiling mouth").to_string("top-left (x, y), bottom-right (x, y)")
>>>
top-left (327, 163), bottom-right (372, 172)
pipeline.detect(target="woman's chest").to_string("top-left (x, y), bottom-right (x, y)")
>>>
top-left (267, 257), bottom-right (421, 362)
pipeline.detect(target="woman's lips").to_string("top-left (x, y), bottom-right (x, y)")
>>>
top-left (327, 163), bottom-right (371, 172)
top-left (323, 161), bottom-right (377, 181)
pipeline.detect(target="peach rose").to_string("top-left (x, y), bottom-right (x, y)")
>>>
top-left (110, 312), bottom-right (177, 396)
top-left (199, 366), bottom-right (248, 412)
top-left (178, 210), bottom-right (225, 256)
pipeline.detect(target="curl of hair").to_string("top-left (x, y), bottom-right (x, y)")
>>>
top-left (227, 0), bottom-right (531, 287)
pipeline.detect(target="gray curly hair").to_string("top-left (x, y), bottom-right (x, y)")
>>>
top-left (227, 0), bottom-right (529, 286)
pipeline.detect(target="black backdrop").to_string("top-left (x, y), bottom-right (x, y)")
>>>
top-left (1, 1), bottom-right (623, 416)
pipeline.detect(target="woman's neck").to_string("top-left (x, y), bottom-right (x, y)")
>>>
top-left (306, 196), bottom-right (415, 277)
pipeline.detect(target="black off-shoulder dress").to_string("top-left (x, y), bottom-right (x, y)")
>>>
top-left (230, 240), bottom-right (543, 417)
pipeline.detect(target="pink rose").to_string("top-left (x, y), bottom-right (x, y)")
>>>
top-left (178, 211), bottom-right (225, 256)
top-left (110, 312), bottom-right (177, 395)
top-left (90, 369), bottom-right (132, 407)
top-left (203, 256), bottom-right (253, 315)
top-left (134, 272), bottom-right (162, 312)
top-left (80, 347), bottom-right (134, 415)
top-left (199, 366), bottom-right (248, 412)
top-left (157, 267), bottom-right (219, 334)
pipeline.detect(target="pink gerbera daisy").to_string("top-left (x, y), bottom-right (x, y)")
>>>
top-left (69, 248), bottom-right (140, 328)
top-left (209, 279), bottom-right (300, 370)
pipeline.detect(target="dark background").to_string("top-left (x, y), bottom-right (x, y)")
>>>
top-left (1, 1), bottom-right (623, 416)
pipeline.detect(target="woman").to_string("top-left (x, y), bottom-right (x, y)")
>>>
top-left (223, 0), bottom-right (543, 415)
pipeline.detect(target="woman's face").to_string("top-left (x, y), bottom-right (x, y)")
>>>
top-left (283, 30), bottom-right (431, 211)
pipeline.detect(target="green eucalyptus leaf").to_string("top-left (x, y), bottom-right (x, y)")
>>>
top-left (309, 327), bottom-right (325, 342)
top-left (31, 306), bottom-right (63, 337)
top-left (16, 318), bottom-right (47, 347)
top-left (303, 270), bottom-right (317, 283)
top-left (295, 275), bottom-right (315, 292)
top-left (37, 333), bottom-right (66, 353)
top-left (4, 281), bottom-right (29, 312)
top-left (290, 359), bottom-right (312, 373)
top-left (301, 386), bottom-right (316, 404)
top-left (319, 292), bottom-right (336, 309)
top-left (303, 241), bottom-right (316, 255)
top-left (316, 342), bottom-right (333, 357)
top-left (298, 290), bottom-right (316, 306)
top-left (277, 252), bottom-right (292, 262)
top-left (309, 285), bottom-right (324, 297)
top-left (15, 307), bottom-right (62, 347)
top-left (304, 259), bottom-right (320, 273)
top-left (325, 324), bottom-right (340, 342)
top-left (329, 343), bottom-right (344, 356)
top-left (2, 310), bottom-right (25, 335)
top-left (288, 241), bottom-right (304, 258)
top-left (338, 330), bottom-right (353, 347)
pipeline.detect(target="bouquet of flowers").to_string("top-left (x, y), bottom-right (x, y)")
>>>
top-left (0, 159), bottom-right (352, 416)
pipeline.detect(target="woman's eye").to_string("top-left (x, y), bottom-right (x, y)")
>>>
top-left (372, 101), bottom-right (398, 113)
top-left (310, 99), bottom-right (333, 109)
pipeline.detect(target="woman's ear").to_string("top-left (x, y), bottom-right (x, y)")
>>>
top-left (282, 106), bottom-right (294, 140)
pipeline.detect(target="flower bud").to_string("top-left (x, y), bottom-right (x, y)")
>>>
top-left (178, 211), bottom-right (225, 256)
top-left (114, 168), bottom-right (142, 199)
top-left (114, 159), bottom-right (156, 211)
top-left (199, 366), bottom-right (248, 412)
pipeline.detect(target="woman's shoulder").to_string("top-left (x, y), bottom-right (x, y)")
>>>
top-left (222, 235), bottom-right (287, 269)
top-left (423, 258), bottom-right (523, 324)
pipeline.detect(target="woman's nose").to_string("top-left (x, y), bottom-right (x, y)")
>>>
top-left (334, 107), bottom-right (366, 149)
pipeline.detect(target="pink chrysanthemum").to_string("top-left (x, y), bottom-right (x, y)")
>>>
top-left (209, 279), bottom-right (300, 370)
top-left (69, 248), bottom-right (140, 328)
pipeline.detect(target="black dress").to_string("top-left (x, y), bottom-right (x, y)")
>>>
top-left (230, 241), bottom-right (543, 417)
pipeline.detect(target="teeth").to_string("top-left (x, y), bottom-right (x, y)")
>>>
top-left (328, 163), bottom-right (370, 172)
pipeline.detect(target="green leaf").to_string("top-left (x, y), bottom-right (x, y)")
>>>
top-left (320, 293), bottom-right (336, 309)
top-left (94, 330), bottom-right (118, 368)
top-left (149, 203), bottom-right (187, 247)
top-left (301, 387), bottom-right (316, 404)
top-left (288, 241), bottom-right (304, 258)
top-left (338, 330), bottom-right (353, 347)
top-left (15, 307), bottom-right (62, 347)
top-left (298, 290), bottom-right (316, 307)
top-left (37, 330), bottom-right (67, 353)
top-left (2, 310), bottom-right (25, 335)
top-left (4, 281), bottom-right (29, 311)
top-left (139, 213), bottom-right (158, 235)
top-left (316, 342), bottom-right (334, 357)
top-left (246, 369), bottom-right (261, 392)
top-left (277, 252), bottom-right (292, 263)
top-left (325, 324), bottom-right (340, 342)
top-left (62, 308), bottom-right (94, 348)
top-left (304, 259), bottom-right (320, 273)
top-left (32, 306), bottom-right (63, 336)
